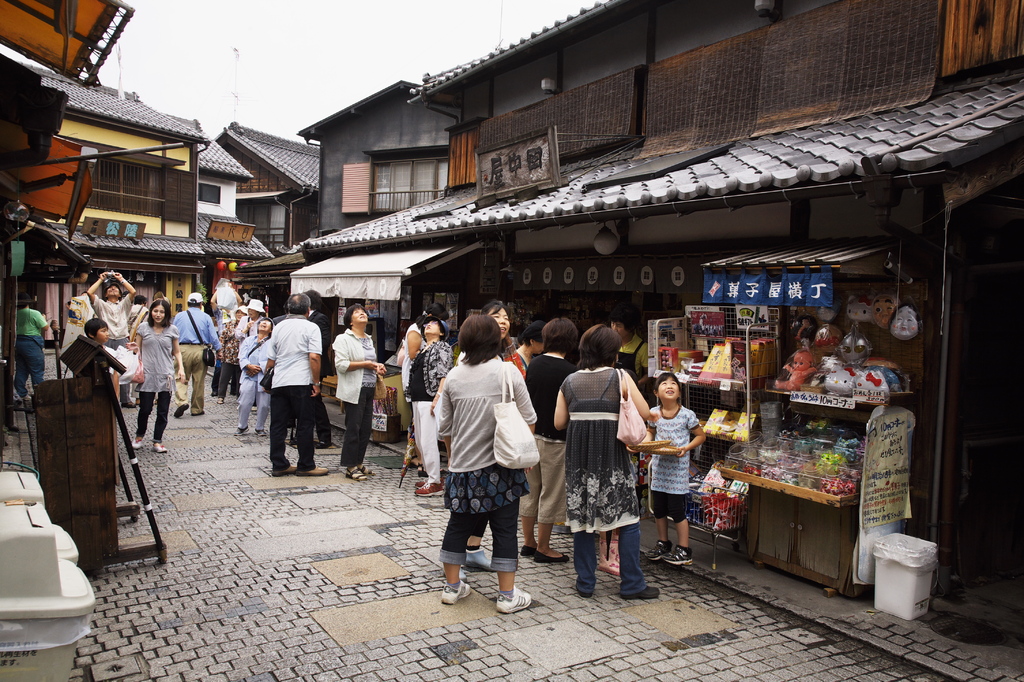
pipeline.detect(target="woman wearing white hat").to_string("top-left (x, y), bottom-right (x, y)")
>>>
top-left (235, 299), bottom-right (266, 341)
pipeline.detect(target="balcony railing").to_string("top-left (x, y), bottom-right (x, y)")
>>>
top-left (370, 189), bottom-right (442, 213)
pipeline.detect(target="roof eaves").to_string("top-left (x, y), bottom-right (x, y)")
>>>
top-left (221, 125), bottom-right (318, 189)
top-left (415, 0), bottom-right (632, 100)
top-left (299, 81), bottom-right (420, 140)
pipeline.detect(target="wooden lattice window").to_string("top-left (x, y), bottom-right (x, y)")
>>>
top-left (88, 159), bottom-right (163, 216)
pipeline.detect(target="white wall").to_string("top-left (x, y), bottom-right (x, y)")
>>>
top-left (198, 176), bottom-right (238, 218)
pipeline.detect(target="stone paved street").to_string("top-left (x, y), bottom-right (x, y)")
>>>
top-left (6, 366), bottom-right (1017, 681)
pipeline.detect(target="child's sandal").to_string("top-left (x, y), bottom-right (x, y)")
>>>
top-left (346, 467), bottom-right (368, 481)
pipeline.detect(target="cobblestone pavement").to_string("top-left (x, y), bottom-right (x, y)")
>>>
top-left (6, 361), bottom-right (1017, 681)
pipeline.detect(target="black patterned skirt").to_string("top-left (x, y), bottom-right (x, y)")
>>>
top-left (444, 463), bottom-right (529, 513)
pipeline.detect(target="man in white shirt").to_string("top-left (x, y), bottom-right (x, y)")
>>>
top-left (265, 293), bottom-right (328, 477)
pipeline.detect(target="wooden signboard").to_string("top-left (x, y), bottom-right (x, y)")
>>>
top-left (207, 220), bottom-right (255, 242)
top-left (476, 126), bottom-right (560, 199)
top-left (81, 216), bottom-right (146, 238)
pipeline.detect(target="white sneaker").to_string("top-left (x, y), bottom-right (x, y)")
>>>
top-left (153, 442), bottom-right (168, 453)
top-left (132, 437), bottom-right (144, 449)
top-left (441, 581), bottom-right (471, 605)
top-left (496, 587), bottom-right (532, 614)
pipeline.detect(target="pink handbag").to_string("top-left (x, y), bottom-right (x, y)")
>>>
top-left (131, 349), bottom-right (145, 384)
top-left (616, 369), bottom-right (647, 446)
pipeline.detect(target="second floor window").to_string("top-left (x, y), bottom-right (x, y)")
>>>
top-left (372, 159), bottom-right (447, 212)
top-left (198, 183), bottom-right (221, 204)
top-left (89, 159), bottom-right (162, 216)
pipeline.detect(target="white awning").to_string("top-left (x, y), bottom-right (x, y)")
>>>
top-left (290, 243), bottom-right (479, 300)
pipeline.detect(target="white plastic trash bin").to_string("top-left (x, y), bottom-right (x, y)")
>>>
top-left (0, 504), bottom-right (95, 680)
top-left (0, 471), bottom-right (44, 504)
top-left (873, 533), bottom-right (938, 620)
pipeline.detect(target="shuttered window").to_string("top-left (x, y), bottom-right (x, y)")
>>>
top-left (342, 162), bottom-right (371, 214)
top-left (163, 168), bottom-right (197, 224)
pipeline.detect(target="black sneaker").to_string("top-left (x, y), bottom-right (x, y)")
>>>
top-left (645, 540), bottom-right (673, 561)
top-left (621, 586), bottom-right (660, 600)
top-left (663, 546), bottom-right (693, 566)
top-left (174, 404), bottom-right (188, 418)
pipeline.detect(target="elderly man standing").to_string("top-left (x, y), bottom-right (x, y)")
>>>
top-left (265, 293), bottom-right (328, 477)
top-left (173, 292), bottom-right (221, 418)
top-left (86, 270), bottom-right (137, 407)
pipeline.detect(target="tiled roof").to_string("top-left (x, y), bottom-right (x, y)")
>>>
top-left (34, 66), bottom-right (205, 141)
top-left (306, 72), bottom-right (1024, 253)
top-left (198, 213), bottom-right (273, 260)
top-left (199, 139), bottom-right (252, 180)
top-left (71, 231), bottom-right (206, 256)
top-left (169, 116), bottom-right (253, 180)
top-left (221, 123), bottom-right (320, 189)
top-left (415, 0), bottom-right (622, 97)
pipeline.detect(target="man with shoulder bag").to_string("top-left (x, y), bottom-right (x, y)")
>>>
top-left (172, 292), bottom-right (221, 417)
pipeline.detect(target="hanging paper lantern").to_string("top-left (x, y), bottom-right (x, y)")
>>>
top-left (228, 262), bottom-right (238, 272)
top-left (216, 260), bottom-right (227, 270)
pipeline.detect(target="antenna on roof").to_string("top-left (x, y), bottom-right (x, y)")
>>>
top-left (232, 47), bottom-right (240, 122)
top-left (496, 0), bottom-right (505, 49)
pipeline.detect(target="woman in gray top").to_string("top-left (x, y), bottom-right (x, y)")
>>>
top-left (132, 299), bottom-right (186, 453)
top-left (435, 314), bottom-right (537, 614)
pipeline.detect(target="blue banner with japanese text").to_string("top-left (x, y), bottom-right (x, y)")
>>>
top-left (702, 268), bottom-right (832, 306)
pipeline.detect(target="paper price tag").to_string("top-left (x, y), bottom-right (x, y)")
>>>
top-left (719, 380), bottom-right (731, 391)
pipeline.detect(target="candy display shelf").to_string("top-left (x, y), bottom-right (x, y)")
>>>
top-left (718, 468), bottom-right (858, 508)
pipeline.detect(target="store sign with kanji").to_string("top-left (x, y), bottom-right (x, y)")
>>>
top-left (207, 220), bottom-right (255, 242)
top-left (81, 217), bottom-right (146, 238)
top-left (476, 126), bottom-right (561, 198)
top-left (702, 267), bottom-right (833, 306)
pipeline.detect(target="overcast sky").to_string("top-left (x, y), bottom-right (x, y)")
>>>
top-left (85, 0), bottom-right (605, 142)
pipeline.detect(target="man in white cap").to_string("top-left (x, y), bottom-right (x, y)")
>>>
top-left (172, 292), bottom-right (221, 417)
top-left (235, 298), bottom-right (266, 341)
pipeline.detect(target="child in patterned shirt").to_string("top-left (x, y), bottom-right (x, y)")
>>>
top-left (642, 373), bottom-right (706, 566)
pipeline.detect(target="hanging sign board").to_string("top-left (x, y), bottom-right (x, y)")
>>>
top-left (860, 406), bottom-right (914, 529)
top-left (476, 126), bottom-right (561, 199)
top-left (702, 267), bottom-right (833, 306)
top-left (207, 220), bottom-right (255, 242)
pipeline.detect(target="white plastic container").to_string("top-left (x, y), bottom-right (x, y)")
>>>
top-left (0, 504), bottom-right (95, 680)
top-left (873, 533), bottom-right (938, 620)
top-left (0, 471), bottom-right (44, 504)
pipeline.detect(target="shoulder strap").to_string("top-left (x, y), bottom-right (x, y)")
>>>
top-left (616, 369), bottom-right (629, 399)
top-left (185, 310), bottom-right (207, 345)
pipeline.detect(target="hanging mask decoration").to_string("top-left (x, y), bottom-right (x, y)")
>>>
top-left (872, 292), bottom-right (899, 329)
top-left (816, 298), bottom-right (842, 323)
top-left (862, 365), bottom-right (904, 393)
top-left (814, 324), bottom-right (843, 352)
top-left (791, 314), bottom-right (818, 346)
top-left (846, 294), bottom-right (874, 322)
top-left (890, 302), bottom-right (921, 341)
top-left (837, 322), bottom-right (872, 366)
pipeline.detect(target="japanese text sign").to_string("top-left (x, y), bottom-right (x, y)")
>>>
top-left (476, 127), bottom-right (561, 198)
top-left (81, 216), bottom-right (146, 239)
top-left (207, 220), bottom-right (255, 242)
top-left (702, 267), bottom-right (833, 307)
top-left (860, 407), bottom-right (914, 529)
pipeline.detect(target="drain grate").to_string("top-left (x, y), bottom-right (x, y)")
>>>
top-left (929, 614), bottom-right (1006, 646)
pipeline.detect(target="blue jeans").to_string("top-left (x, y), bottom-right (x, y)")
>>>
top-left (573, 521), bottom-right (647, 596)
top-left (14, 335), bottom-right (45, 398)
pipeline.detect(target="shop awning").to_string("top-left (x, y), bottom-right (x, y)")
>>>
top-left (3, 133), bottom-right (93, 228)
top-left (291, 243), bottom-right (479, 300)
top-left (0, 0), bottom-right (134, 85)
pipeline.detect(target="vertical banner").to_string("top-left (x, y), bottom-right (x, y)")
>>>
top-left (739, 270), bottom-right (767, 304)
top-left (856, 405), bottom-right (916, 583)
top-left (702, 269), bottom-right (725, 303)
top-left (808, 268), bottom-right (834, 306)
